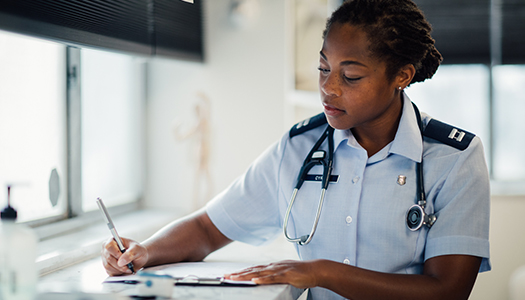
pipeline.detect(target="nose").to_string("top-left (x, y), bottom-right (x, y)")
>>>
top-left (319, 73), bottom-right (341, 97)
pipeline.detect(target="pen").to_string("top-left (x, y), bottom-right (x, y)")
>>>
top-left (96, 197), bottom-right (135, 274)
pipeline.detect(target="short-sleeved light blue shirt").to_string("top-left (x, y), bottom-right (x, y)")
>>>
top-left (206, 95), bottom-right (491, 300)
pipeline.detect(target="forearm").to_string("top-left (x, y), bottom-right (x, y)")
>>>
top-left (315, 255), bottom-right (481, 300)
top-left (317, 260), bottom-right (438, 300)
top-left (142, 209), bottom-right (232, 267)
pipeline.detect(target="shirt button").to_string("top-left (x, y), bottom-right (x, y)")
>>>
top-left (345, 216), bottom-right (353, 224)
top-left (343, 258), bottom-right (350, 265)
top-left (352, 176), bottom-right (360, 183)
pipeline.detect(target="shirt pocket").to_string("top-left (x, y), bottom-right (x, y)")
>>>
top-left (356, 163), bottom-right (428, 273)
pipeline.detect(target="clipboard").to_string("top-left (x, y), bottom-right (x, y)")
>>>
top-left (173, 275), bottom-right (256, 287)
top-left (103, 262), bottom-right (257, 287)
top-left (105, 274), bottom-right (256, 287)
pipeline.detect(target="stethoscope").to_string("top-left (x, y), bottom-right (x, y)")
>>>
top-left (283, 103), bottom-right (436, 246)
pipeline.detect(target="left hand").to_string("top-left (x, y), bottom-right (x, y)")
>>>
top-left (224, 260), bottom-right (321, 289)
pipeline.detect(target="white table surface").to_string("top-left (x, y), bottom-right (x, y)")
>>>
top-left (36, 236), bottom-right (305, 300)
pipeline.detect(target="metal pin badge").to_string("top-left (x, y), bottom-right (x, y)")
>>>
top-left (397, 175), bottom-right (407, 186)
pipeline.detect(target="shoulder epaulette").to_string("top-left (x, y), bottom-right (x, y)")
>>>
top-left (423, 119), bottom-right (475, 151)
top-left (289, 113), bottom-right (327, 138)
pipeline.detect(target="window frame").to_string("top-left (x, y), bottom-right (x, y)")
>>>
top-left (23, 46), bottom-right (142, 240)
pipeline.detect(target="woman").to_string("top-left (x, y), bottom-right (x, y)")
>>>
top-left (102, 1), bottom-right (490, 299)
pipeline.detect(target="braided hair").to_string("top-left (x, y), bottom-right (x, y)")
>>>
top-left (324, 0), bottom-right (442, 85)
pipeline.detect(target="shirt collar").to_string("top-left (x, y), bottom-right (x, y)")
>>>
top-left (331, 93), bottom-right (423, 163)
top-left (389, 93), bottom-right (423, 163)
top-left (333, 127), bottom-right (352, 151)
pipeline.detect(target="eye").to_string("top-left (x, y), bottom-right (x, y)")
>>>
top-left (317, 67), bottom-right (330, 75)
top-left (343, 75), bottom-right (362, 82)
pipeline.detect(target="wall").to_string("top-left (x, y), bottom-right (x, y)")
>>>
top-left (470, 195), bottom-right (525, 300)
top-left (145, 0), bottom-right (288, 212)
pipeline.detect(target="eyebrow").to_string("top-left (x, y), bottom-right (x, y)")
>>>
top-left (319, 51), bottom-right (367, 68)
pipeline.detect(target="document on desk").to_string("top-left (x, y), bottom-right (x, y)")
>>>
top-left (103, 262), bottom-right (257, 286)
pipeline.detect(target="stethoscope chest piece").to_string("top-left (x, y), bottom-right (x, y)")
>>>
top-left (406, 204), bottom-right (437, 231)
top-left (406, 205), bottom-right (424, 231)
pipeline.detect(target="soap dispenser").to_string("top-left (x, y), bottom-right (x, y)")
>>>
top-left (0, 185), bottom-right (38, 300)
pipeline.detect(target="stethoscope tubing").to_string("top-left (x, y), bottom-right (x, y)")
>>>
top-left (284, 126), bottom-right (334, 245)
top-left (284, 102), bottom-right (436, 245)
top-left (284, 187), bottom-right (327, 245)
top-left (283, 188), bottom-right (300, 243)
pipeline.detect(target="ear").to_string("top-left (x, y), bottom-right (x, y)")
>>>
top-left (396, 64), bottom-right (416, 89)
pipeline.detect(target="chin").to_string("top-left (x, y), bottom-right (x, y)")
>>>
top-left (326, 116), bottom-right (352, 131)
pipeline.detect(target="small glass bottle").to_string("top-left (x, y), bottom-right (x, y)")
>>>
top-left (0, 186), bottom-right (38, 300)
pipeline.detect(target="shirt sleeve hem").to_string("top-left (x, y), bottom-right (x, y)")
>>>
top-left (425, 235), bottom-right (491, 272)
top-left (206, 198), bottom-right (268, 246)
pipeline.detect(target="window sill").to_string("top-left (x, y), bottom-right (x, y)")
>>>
top-left (36, 209), bottom-right (180, 276)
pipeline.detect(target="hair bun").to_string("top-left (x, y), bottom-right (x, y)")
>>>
top-left (412, 46), bottom-right (442, 84)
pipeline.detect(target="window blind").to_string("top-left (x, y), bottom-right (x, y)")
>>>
top-left (0, 0), bottom-right (203, 61)
top-left (415, 0), bottom-right (525, 65)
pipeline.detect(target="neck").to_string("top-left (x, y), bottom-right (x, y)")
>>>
top-left (351, 94), bottom-right (403, 157)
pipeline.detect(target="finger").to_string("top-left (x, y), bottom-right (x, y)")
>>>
top-left (120, 237), bottom-right (135, 249)
top-left (253, 263), bottom-right (317, 289)
top-left (102, 248), bottom-right (132, 274)
top-left (251, 273), bottom-right (283, 285)
top-left (104, 259), bottom-right (131, 276)
top-left (116, 241), bottom-right (147, 272)
top-left (232, 268), bottom-right (288, 284)
top-left (235, 262), bottom-right (289, 275)
top-left (101, 249), bottom-right (132, 276)
top-left (228, 262), bottom-right (310, 287)
top-left (102, 238), bottom-right (134, 275)
top-left (225, 265), bottom-right (268, 279)
top-left (229, 270), bottom-right (273, 281)
top-left (103, 238), bottom-right (123, 259)
top-left (117, 250), bottom-right (136, 268)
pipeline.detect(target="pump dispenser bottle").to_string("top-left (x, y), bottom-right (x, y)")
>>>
top-left (0, 186), bottom-right (38, 300)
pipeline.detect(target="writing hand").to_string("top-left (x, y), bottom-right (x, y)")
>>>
top-left (101, 237), bottom-right (149, 276)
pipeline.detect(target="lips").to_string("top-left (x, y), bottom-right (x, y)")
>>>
top-left (323, 103), bottom-right (345, 116)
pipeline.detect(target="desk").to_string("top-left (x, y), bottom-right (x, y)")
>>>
top-left (36, 237), bottom-right (304, 300)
